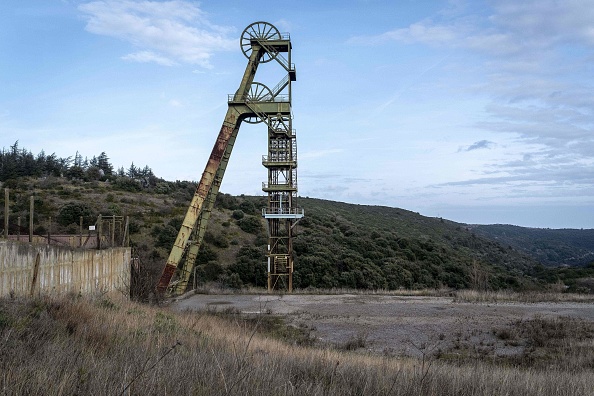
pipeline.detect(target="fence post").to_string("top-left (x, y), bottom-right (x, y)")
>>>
top-left (17, 216), bottom-right (21, 241)
top-left (30, 253), bottom-right (41, 296)
top-left (4, 188), bottom-right (8, 239)
top-left (97, 214), bottom-right (102, 250)
top-left (47, 217), bottom-right (52, 244)
top-left (111, 216), bottom-right (115, 247)
top-left (29, 196), bottom-right (34, 243)
top-left (123, 216), bottom-right (130, 247)
top-left (79, 216), bottom-right (83, 247)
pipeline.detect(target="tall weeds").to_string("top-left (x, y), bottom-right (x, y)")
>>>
top-left (0, 296), bottom-right (592, 395)
top-left (453, 289), bottom-right (594, 303)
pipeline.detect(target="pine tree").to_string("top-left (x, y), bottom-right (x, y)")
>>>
top-left (97, 152), bottom-right (113, 176)
top-left (127, 162), bottom-right (138, 178)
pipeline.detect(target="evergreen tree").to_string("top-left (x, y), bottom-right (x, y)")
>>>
top-left (127, 162), bottom-right (138, 178)
top-left (73, 151), bottom-right (83, 168)
top-left (97, 152), bottom-right (113, 176)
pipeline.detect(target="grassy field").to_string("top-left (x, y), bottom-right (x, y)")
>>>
top-left (1, 294), bottom-right (592, 395)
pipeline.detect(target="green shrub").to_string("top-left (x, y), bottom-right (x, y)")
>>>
top-left (232, 210), bottom-right (244, 220)
top-left (114, 177), bottom-right (141, 192)
top-left (238, 215), bottom-right (262, 234)
top-left (57, 202), bottom-right (94, 226)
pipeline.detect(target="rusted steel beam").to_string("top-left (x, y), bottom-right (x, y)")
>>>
top-left (155, 43), bottom-right (265, 295)
top-left (157, 121), bottom-right (236, 292)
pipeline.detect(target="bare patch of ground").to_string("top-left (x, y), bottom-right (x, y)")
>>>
top-left (171, 293), bottom-right (594, 361)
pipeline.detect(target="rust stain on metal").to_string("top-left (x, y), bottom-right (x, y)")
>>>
top-left (156, 121), bottom-right (237, 293)
top-left (157, 264), bottom-right (177, 292)
top-left (156, 30), bottom-right (271, 294)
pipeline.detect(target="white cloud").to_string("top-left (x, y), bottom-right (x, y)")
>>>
top-left (490, 0), bottom-right (594, 47)
top-left (350, 0), bottom-right (594, 55)
top-left (351, 0), bottom-right (594, 197)
top-left (300, 148), bottom-right (343, 159)
top-left (78, 0), bottom-right (235, 68)
top-left (122, 50), bottom-right (177, 66)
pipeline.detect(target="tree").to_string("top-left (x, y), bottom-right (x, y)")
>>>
top-left (57, 202), bottom-right (94, 226)
top-left (127, 162), bottom-right (138, 179)
top-left (73, 151), bottom-right (83, 168)
top-left (97, 152), bottom-right (113, 176)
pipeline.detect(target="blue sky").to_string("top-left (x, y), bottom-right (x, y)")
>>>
top-left (1, 0), bottom-right (593, 229)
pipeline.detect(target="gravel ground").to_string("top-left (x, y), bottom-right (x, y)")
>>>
top-left (171, 293), bottom-right (594, 357)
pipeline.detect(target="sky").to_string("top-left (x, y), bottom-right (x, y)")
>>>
top-left (1, 0), bottom-right (593, 229)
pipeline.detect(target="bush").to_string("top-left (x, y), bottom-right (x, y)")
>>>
top-left (203, 260), bottom-right (224, 281)
top-left (232, 210), bottom-right (244, 220)
top-left (204, 231), bottom-right (229, 248)
top-left (57, 202), bottom-right (94, 226)
top-left (238, 215), bottom-right (262, 234)
top-left (114, 177), bottom-right (141, 192)
top-left (239, 200), bottom-right (256, 214)
top-left (151, 224), bottom-right (178, 249)
top-left (226, 273), bottom-right (243, 289)
top-left (154, 182), bottom-right (171, 194)
top-left (215, 193), bottom-right (239, 210)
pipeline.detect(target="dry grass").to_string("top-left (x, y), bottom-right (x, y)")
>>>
top-left (192, 286), bottom-right (594, 304)
top-left (0, 295), bottom-right (593, 395)
top-left (191, 285), bottom-right (455, 297)
top-left (453, 289), bottom-right (594, 303)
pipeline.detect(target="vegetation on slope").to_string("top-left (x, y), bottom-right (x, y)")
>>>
top-left (291, 198), bottom-right (540, 291)
top-left (1, 143), bottom-right (592, 295)
top-left (472, 224), bottom-right (594, 267)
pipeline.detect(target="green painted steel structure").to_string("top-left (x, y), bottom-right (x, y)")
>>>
top-left (156, 22), bottom-right (302, 295)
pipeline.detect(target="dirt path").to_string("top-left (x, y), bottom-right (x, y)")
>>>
top-left (171, 294), bottom-right (594, 357)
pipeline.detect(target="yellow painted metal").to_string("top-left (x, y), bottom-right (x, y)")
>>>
top-left (171, 127), bottom-right (239, 294)
top-left (156, 117), bottom-right (238, 292)
top-left (157, 21), bottom-right (299, 295)
top-left (156, 46), bottom-right (264, 293)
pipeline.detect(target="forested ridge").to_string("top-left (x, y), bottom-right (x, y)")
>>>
top-left (0, 141), bottom-right (154, 183)
top-left (2, 143), bottom-right (593, 295)
top-left (472, 224), bottom-right (594, 267)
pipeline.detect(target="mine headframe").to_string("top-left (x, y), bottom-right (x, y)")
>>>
top-left (156, 22), bottom-right (302, 296)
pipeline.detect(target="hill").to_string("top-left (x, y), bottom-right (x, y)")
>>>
top-left (1, 174), bottom-right (550, 294)
top-left (1, 143), bottom-right (592, 294)
top-left (471, 224), bottom-right (594, 267)
top-left (291, 198), bottom-right (539, 290)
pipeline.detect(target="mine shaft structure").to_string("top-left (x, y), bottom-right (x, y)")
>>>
top-left (156, 22), bottom-right (302, 295)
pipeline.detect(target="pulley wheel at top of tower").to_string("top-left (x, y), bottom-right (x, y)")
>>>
top-left (241, 22), bottom-right (281, 63)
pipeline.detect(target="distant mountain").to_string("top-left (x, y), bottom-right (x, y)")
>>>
top-left (470, 224), bottom-right (594, 267)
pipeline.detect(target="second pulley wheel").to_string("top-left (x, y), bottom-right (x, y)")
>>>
top-left (243, 82), bottom-right (273, 124)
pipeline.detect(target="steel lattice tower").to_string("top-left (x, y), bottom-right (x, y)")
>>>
top-left (262, 113), bottom-right (302, 292)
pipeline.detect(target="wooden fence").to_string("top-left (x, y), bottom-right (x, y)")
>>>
top-left (0, 240), bottom-right (131, 297)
